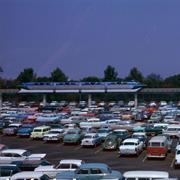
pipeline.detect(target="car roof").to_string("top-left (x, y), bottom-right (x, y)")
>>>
top-left (33, 125), bottom-right (50, 129)
top-left (149, 136), bottom-right (167, 142)
top-left (60, 159), bottom-right (83, 165)
top-left (123, 171), bottom-right (169, 178)
top-left (2, 149), bottom-right (27, 155)
top-left (132, 132), bottom-right (146, 136)
top-left (80, 163), bottom-right (108, 169)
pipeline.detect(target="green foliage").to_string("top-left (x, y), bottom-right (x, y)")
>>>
top-left (126, 67), bottom-right (144, 82)
top-left (50, 67), bottom-right (68, 82)
top-left (81, 76), bottom-right (101, 82)
top-left (16, 68), bottom-right (36, 83)
top-left (145, 73), bottom-right (163, 88)
top-left (104, 65), bottom-right (118, 82)
top-left (164, 74), bottom-right (180, 88)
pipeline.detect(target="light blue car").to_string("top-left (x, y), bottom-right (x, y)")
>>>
top-left (56, 163), bottom-right (123, 180)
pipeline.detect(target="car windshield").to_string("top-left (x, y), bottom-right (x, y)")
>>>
top-left (98, 129), bottom-right (108, 133)
top-left (124, 142), bottom-right (136, 145)
top-left (33, 129), bottom-right (42, 132)
top-left (85, 135), bottom-right (93, 139)
top-left (67, 131), bottom-right (77, 135)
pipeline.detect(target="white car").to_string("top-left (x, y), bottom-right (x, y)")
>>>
top-left (35, 159), bottom-right (84, 178)
top-left (174, 146), bottom-right (180, 168)
top-left (81, 133), bottom-right (101, 147)
top-left (0, 149), bottom-right (46, 164)
top-left (119, 138), bottom-right (143, 156)
top-left (11, 171), bottom-right (50, 180)
top-left (43, 128), bottom-right (64, 142)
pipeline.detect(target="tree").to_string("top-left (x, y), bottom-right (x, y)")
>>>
top-left (104, 65), bottom-right (118, 81)
top-left (145, 73), bottom-right (163, 87)
top-left (50, 67), bottom-right (68, 82)
top-left (0, 66), bottom-right (3, 73)
top-left (126, 67), bottom-right (144, 82)
top-left (164, 74), bottom-right (180, 88)
top-left (81, 76), bottom-right (101, 82)
top-left (16, 68), bottom-right (36, 83)
top-left (36, 76), bottom-right (50, 82)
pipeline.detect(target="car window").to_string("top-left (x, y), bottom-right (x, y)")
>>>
top-left (126, 178), bottom-right (136, 180)
top-left (71, 164), bottom-right (78, 168)
top-left (13, 153), bottom-right (22, 157)
top-left (59, 164), bottom-right (70, 169)
top-left (90, 168), bottom-right (102, 174)
top-left (139, 178), bottom-right (150, 180)
top-left (34, 129), bottom-right (42, 132)
top-left (2, 153), bottom-right (12, 157)
top-left (77, 169), bottom-right (89, 174)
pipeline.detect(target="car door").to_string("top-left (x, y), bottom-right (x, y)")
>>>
top-left (76, 168), bottom-right (90, 180)
top-left (89, 168), bottom-right (105, 180)
top-left (0, 153), bottom-right (13, 163)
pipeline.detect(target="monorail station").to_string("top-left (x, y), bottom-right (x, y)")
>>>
top-left (1, 81), bottom-right (180, 109)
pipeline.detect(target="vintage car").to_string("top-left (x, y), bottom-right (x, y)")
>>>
top-left (63, 129), bottom-right (83, 144)
top-left (103, 129), bottom-right (130, 150)
top-left (30, 125), bottom-right (51, 139)
top-left (163, 124), bottom-right (180, 138)
top-left (43, 128), bottom-right (64, 142)
top-left (3, 123), bottom-right (22, 135)
top-left (0, 149), bottom-right (46, 164)
top-left (119, 138), bottom-right (144, 156)
top-left (56, 163), bottom-right (123, 180)
top-left (79, 118), bottom-right (106, 128)
top-left (35, 159), bottom-right (84, 178)
top-left (0, 164), bottom-right (21, 180)
top-left (148, 111), bottom-right (163, 123)
top-left (123, 170), bottom-right (169, 180)
top-left (11, 171), bottom-right (50, 180)
top-left (131, 132), bottom-right (148, 148)
top-left (174, 146), bottom-right (180, 168)
top-left (81, 133), bottom-right (102, 147)
top-left (17, 124), bottom-right (35, 137)
top-left (97, 127), bottom-right (112, 141)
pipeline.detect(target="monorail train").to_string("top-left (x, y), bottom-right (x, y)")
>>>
top-left (21, 81), bottom-right (144, 90)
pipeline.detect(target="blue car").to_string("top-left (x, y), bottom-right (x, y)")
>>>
top-left (56, 163), bottom-right (123, 180)
top-left (17, 124), bottom-right (35, 137)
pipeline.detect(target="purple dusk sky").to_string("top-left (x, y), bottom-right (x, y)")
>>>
top-left (0, 0), bottom-right (180, 80)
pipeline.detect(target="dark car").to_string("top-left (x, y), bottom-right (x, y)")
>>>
top-left (0, 164), bottom-right (21, 179)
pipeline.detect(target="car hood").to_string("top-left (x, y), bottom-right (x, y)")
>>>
top-left (29, 153), bottom-right (46, 159)
top-left (44, 133), bottom-right (60, 137)
top-left (82, 138), bottom-right (94, 142)
top-left (64, 134), bottom-right (79, 139)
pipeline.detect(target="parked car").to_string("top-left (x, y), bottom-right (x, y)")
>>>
top-left (147, 136), bottom-right (169, 159)
top-left (119, 138), bottom-right (144, 156)
top-left (0, 149), bottom-right (46, 164)
top-left (43, 128), bottom-right (64, 142)
top-left (131, 132), bottom-right (148, 148)
top-left (30, 125), bottom-right (51, 139)
top-left (56, 163), bottom-right (123, 180)
top-left (11, 171), bottom-right (50, 180)
top-left (123, 170), bottom-right (169, 180)
top-left (81, 133), bottom-right (101, 147)
top-left (3, 123), bottom-right (22, 135)
top-left (0, 164), bottom-right (21, 180)
top-left (163, 124), bottom-right (180, 138)
top-left (17, 124), bottom-right (35, 137)
top-left (174, 146), bottom-right (180, 168)
top-left (35, 159), bottom-right (84, 178)
top-left (97, 127), bottom-right (112, 141)
top-left (63, 129), bottom-right (83, 144)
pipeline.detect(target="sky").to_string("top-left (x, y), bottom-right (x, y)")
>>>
top-left (0, 0), bottom-right (180, 80)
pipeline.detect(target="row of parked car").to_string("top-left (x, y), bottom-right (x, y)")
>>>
top-left (0, 146), bottom-right (174, 179)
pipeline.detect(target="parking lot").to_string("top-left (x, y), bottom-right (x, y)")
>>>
top-left (1, 134), bottom-right (180, 178)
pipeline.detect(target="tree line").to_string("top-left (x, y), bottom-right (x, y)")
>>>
top-left (0, 65), bottom-right (180, 88)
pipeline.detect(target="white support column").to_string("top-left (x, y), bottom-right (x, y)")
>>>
top-left (88, 94), bottom-right (92, 108)
top-left (0, 93), bottom-right (2, 111)
top-left (43, 94), bottom-right (47, 107)
top-left (134, 92), bottom-right (138, 108)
